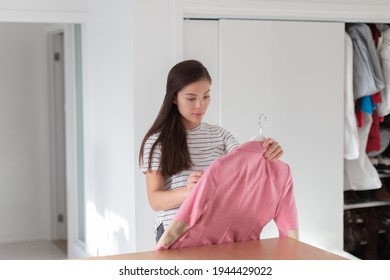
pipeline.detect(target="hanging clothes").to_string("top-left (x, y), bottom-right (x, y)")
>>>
top-left (377, 26), bottom-right (390, 117)
top-left (156, 141), bottom-right (298, 250)
top-left (347, 23), bottom-right (385, 100)
top-left (344, 112), bottom-right (381, 191)
top-left (348, 23), bottom-right (384, 155)
top-left (344, 32), bottom-right (360, 160)
top-left (366, 24), bottom-right (383, 153)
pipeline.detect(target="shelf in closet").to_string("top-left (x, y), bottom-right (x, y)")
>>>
top-left (343, 173), bottom-right (390, 209)
top-left (344, 200), bottom-right (390, 210)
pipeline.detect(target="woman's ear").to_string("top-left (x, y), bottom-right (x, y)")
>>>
top-left (173, 96), bottom-right (177, 105)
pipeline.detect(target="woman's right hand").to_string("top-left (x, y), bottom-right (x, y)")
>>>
top-left (187, 171), bottom-right (203, 192)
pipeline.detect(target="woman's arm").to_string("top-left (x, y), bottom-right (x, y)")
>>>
top-left (146, 170), bottom-right (190, 211)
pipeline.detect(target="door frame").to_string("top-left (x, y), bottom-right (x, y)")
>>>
top-left (173, 1), bottom-right (390, 62)
top-left (47, 28), bottom-right (67, 241)
top-left (45, 24), bottom-right (86, 258)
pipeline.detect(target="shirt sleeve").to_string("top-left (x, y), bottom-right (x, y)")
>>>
top-left (274, 165), bottom-right (299, 236)
top-left (142, 134), bottom-right (162, 173)
top-left (220, 127), bottom-right (240, 154)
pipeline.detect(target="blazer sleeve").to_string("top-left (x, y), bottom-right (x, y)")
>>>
top-left (155, 159), bottom-right (220, 250)
top-left (274, 165), bottom-right (299, 237)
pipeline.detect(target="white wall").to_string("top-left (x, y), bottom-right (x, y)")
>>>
top-left (0, 0), bottom-right (88, 23)
top-left (84, 0), bottom-right (178, 256)
top-left (0, 0), bottom-right (87, 10)
top-left (0, 22), bottom-right (51, 243)
top-left (83, 0), bottom-right (137, 256)
top-left (132, 0), bottom-right (177, 252)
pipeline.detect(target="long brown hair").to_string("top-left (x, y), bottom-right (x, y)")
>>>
top-left (139, 60), bottom-right (212, 177)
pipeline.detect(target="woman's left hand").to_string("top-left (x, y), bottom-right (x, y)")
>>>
top-left (262, 138), bottom-right (284, 161)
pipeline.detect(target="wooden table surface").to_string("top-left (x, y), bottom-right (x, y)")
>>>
top-left (85, 238), bottom-right (346, 260)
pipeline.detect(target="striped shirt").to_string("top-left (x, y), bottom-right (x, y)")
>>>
top-left (142, 122), bottom-right (239, 232)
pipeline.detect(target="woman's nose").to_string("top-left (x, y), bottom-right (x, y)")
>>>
top-left (194, 98), bottom-right (203, 108)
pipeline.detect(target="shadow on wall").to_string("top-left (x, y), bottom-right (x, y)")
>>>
top-left (86, 200), bottom-right (132, 256)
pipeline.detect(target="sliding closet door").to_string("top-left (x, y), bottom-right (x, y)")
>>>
top-left (183, 19), bottom-right (219, 125)
top-left (219, 20), bottom-right (345, 250)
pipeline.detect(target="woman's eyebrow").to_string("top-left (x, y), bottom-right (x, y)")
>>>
top-left (184, 90), bottom-right (210, 96)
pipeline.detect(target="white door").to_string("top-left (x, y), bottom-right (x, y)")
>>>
top-left (184, 19), bottom-right (345, 252)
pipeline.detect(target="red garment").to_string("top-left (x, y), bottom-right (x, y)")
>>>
top-left (372, 93), bottom-right (382, 104)
top-left (366, 110), bottom-right (381, 152)
top-left (366, 24), bottom-right (382, 151)
top-left (356, 110), bottom-right (363, 127)
top-left (156, 141), bottom-right (298, 250)
top-left (369, 24), bottom-right (381, 47)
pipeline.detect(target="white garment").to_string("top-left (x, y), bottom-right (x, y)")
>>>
top-left (347, 24), bottom-right (385, 100)
top-left (344, 112), bottom-right (381, 191)
top-left (344, 33), bottom-right (360, 160)
top-left (377, 28), bottom-right (390, 117)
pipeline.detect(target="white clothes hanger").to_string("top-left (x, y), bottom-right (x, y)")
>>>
top-left (251, 113), bottom-right (267, 141)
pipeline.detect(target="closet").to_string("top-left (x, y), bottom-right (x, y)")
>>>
top-left (184, 18), bottom-right (390, 259)
top-left (343, 23), bottom-right (390, 260)
top-left (184, 19), bottom-right (344, 252)
top-left (344, 197), bottom-right (390, 259)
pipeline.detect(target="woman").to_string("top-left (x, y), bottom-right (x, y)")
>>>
top-left (139, 60), bottom-right (283, 241)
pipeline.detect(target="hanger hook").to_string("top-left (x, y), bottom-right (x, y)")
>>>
top-left (259, 114), bottom-right (267, 128)
top-left (258, 113), bottom-right (267, 131)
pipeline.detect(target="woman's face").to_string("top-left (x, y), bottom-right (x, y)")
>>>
top-left (173, 79), bottom-right (211, 130)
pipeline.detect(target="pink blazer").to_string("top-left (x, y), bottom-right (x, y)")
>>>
top-left (156, 141), bottom-right (298, 250)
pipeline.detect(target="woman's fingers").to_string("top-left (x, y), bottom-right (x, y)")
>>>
top-left (187, 171), bottom-right (203, 191)
top-left (263, 138), bottom-right (284, 161)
